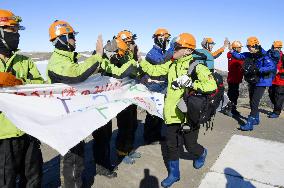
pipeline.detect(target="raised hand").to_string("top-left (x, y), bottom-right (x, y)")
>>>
top-left (96, 34), bottom-right (104, 56)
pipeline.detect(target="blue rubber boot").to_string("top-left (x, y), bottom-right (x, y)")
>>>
top-left (117, 150), bottom-right (135, 165)
top-left (193, 148), bottom-right (207, 169)
top-left (254, 113), bottom-right (260, 125)
top-left (128, 151), bottom-right (141, 159)
top-left (121, 156), bottom-right (135, 164)
top-left (240, 116), bottom-right (256, 131)
top-left (268, 113), bottom-right (279, 118)
top-left (161, 160), bottom-right (180, 188)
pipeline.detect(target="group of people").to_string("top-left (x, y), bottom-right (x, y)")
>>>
top-left (226, 38), bottom-right (283, 131)
top-left (0, 9), bottom-right (283, 188)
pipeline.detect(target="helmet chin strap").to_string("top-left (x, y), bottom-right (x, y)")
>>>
top-left (206, 43), bottom-right (210, 51)
top-left (157, 38), bottom-right (164, 47)
top-left (52, 34), bottom-right (73, 51)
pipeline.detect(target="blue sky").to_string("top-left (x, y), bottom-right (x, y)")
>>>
top-left (1, 0), bottom-right (284, 54)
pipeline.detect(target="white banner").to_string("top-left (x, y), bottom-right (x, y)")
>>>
top-left (0, 75), bottom-right (164, 155)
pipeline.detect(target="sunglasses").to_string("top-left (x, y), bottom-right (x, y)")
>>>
top-left (3, 25), bottom-right (24, 33)
top-left (68, 33), bottom-right (76, 40)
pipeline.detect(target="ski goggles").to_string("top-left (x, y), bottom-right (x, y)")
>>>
top-left (67, 32), bottom-right (78, 40)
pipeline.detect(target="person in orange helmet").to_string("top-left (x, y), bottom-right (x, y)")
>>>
top-left (227, 41), bottom-right (244, 116)
top-left (268, 40), bottom-right (284, 118)
top-left (231, 37), bottom-right (275, 131)
top-left (47, 21), bottom-right (137, 186)
top-left (116, 30), bottom-right (139, 61)
top-left (138, 33), bottom-right (217, 188)
top-left (92, 37), bottom-right (137, 178)
top-left (143, 28), bottom-right (172, 145)
top-left (112, 30), bottom-right (141, 165)
top-left (0, 9), bottom-right (44, 188)
top-left (195, 37), bottom-right (229, 70)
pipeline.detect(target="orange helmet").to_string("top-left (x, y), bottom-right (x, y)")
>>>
top-left (153, 28), bottom-right (171, 38)
top-left (205, 37), bottom-right (215, 44)
top-left (116, 38), bottom-right (128, 57)
top-left (49, 20), bottom-right (78, 41)
top-left (175, 33), bottom-right (196, 49)
top-left (273, 40), bottom-right (283, 48)
top-left (0, 9), bottom-right (24, 29)
top-left (231, 41), bottom-right (243, 48)
top-left (247, 36), bottom-right (260, 47)
top-left (201, 37), bottom-right (216, 49)
top-left (116, 30), bottom-right (137, 43)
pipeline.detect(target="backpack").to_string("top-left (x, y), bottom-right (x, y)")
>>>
top-left (183, 63), bottom-right (224, 130)
top-left (242, 58), bottom-right (260, 84)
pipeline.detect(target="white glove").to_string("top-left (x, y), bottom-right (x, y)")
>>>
top-left (172, 75), bottom-right (192, 89)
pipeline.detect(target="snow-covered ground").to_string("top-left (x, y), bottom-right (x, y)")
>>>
top-left (199, 135), bottom-right (284, 188)
top-left (80, 53), bottom-right (92, 58)
top-left (35, 60), bottom-right (48, 80)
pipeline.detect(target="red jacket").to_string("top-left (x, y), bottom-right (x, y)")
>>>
top-left (272, 52), bottom-right (284, 86)
top-left (227, 52), bottom-right (244, 84)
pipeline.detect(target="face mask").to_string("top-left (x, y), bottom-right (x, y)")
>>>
top-left (155, 37), bottom-right (169, 52)
top-left (54, 35), bottom-right (75, 52)
top-left (3, 31), bottom-right (20, 51)
top-left (0, 31), bottom-right (20, 54)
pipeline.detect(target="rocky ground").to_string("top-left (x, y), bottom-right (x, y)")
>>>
top-left (41, 106), bottom-right (284, 188)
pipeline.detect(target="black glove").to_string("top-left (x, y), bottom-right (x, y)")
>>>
top-left (171, 80), bottom-right (179, 89)
top-left (255, 68), bottom-right (261, 76)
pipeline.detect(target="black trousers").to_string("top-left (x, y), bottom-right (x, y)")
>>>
top-left (62, 141), bottom-right (84, 188)
top-left (228, 83), bottom-right (240, 108)
top-left (116, 105), bottom-right (138, 155)
top-left (0, 134), bottom-right (43, 188)
top-left (143, 112), bottom-right (163, 143)
top-left (269, 85), bottom-right (284, 115)
top-left (248, 84), bottom-right (266, 117)
top-left (92, 121), bottom-right (112, 169)
top-left (165, 124), bottom-right (204, 161)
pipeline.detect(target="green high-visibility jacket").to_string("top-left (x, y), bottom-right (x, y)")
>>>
top-left (0, 52), bottom-right (44, 139)
top-left (47, 49), bottom-right (137, 84)
top-left (104, 51), bottom-right (138, 79)
top-left (140, 55), bottom-right (217, 125)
